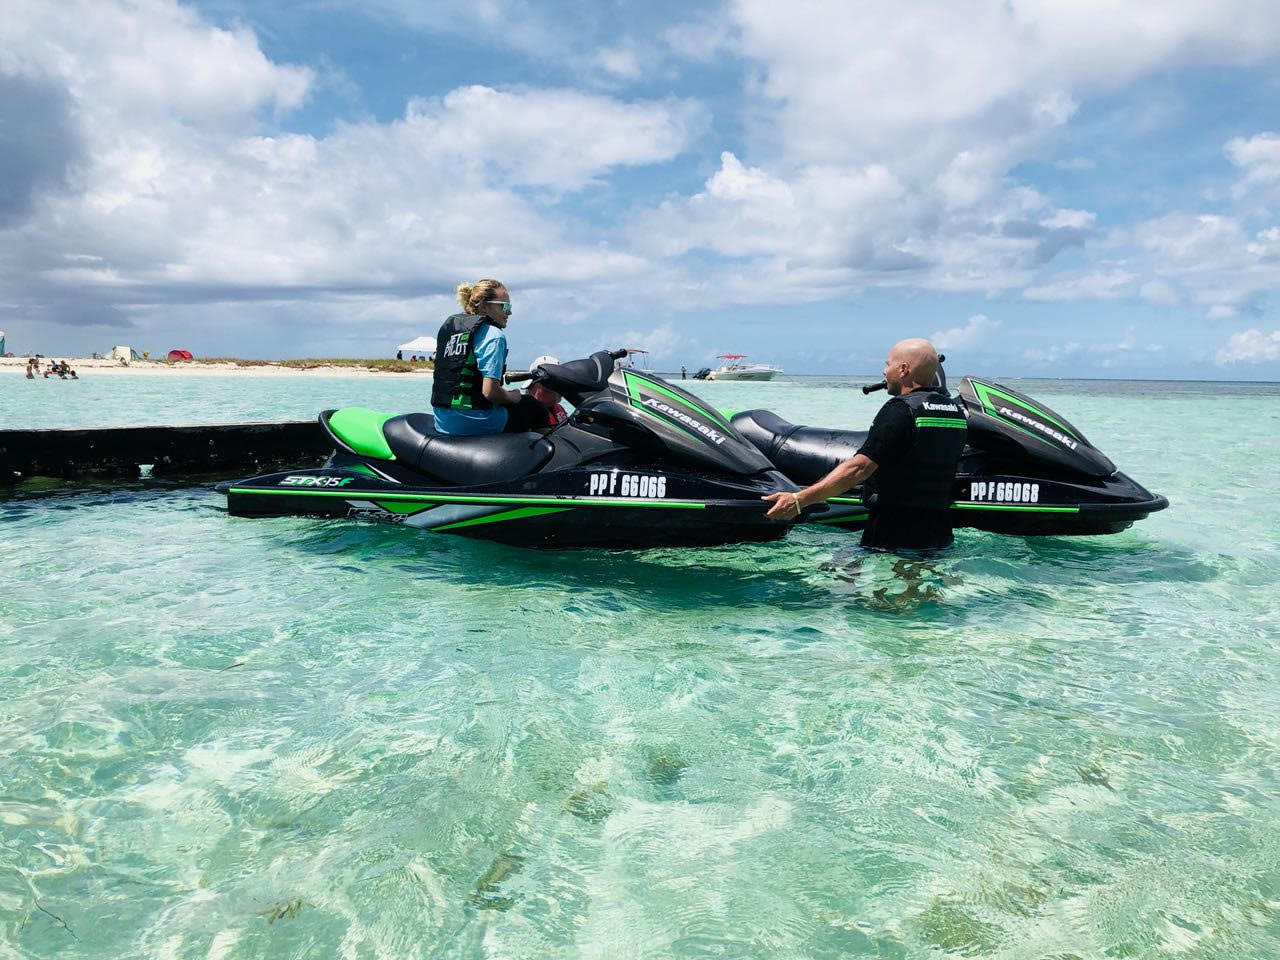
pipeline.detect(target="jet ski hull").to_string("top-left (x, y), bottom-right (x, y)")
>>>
top-left (224, 464), bottom-right (790, 549)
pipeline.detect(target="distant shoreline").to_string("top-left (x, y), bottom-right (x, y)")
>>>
top-left (1, 356), bottom-right (433, 379)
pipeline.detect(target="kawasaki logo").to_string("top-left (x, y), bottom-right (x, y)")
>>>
top-left (923, 401), bottom-right (960, 412)
top-left (997, 406), bottom-right (1078, 450)
top-left (282, 476), bottom-right (353, 487)
top-left (641, 397), bottom-right (726, 445)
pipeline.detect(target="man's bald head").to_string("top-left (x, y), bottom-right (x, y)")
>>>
top-left (883, 338), bottom-right (940, 395)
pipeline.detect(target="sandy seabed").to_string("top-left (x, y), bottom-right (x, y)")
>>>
top-left (0, 357), bottom-right (433, 379)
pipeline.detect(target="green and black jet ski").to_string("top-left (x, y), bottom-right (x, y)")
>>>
top-left (732, 363), bottom-right (1169, 537)
top-left (222, 349), bottom-right (800, 548)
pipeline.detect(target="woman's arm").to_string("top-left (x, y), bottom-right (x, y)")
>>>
top-left (481, 376), bottom-right (522, 407)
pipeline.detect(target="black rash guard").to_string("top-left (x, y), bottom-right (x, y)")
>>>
top-left (855, 388), bottom-right (967, 550)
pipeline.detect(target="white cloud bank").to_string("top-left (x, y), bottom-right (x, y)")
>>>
top-left (1216, 328), bottom-right (1280, 364)
top-left (930, 314), bottom-right (1001, 350)
top-left (3, 0), bottom-right (1280, 368)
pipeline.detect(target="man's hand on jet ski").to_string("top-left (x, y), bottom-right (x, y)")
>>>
top-left (762, 453), bottom-right (879, 521)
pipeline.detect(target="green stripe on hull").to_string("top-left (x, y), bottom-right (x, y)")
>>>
top-left (952, 502), bottom-right (1079, 513)
top-left (229, 487), bottom-right (706, 509)
top-left (377, 500), bottom-right (430, 515)
top-left (432, 506), bottom-right (570, 531)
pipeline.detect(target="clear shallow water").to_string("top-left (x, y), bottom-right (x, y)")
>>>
top-left (2, 374), bottom-right (1279, 959)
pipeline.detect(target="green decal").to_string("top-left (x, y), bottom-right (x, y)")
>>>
top-left (377, 500), bottom-right (430, 515)
top-left (915, 417), bottom-right (967, 429)
top-left (328, 408), bottom-right (396, 460)
top-left (230, 488), bottom-right (706, 509)
top-left (970, 382), bottom-right (1078, 440)
top-left (432, 506), bottom-right (570, 531)
top-left (348, 464), bottom-right (381, 479)
top-left (952, 502), bottom-right (1079, 513)
top-left (828, 496), bottom-right (865, 504)
top-left (623, 372), bottom-right (733, 430)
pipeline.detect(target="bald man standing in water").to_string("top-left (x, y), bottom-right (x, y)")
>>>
top-left (763, 338), bottom-right (968, 550)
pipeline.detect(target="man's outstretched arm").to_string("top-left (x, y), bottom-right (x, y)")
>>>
top-left (762, 454), bottom-right (879, 520)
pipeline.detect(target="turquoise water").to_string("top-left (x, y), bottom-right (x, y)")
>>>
top-left (3, 374), bottom-right (1279, 959)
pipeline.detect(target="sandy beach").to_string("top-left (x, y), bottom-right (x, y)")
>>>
top-left (1, 356), bottom-right (433, 378)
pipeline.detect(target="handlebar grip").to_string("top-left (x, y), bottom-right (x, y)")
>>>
top-left (608, 348), bottom-right (629, 360)
top-left (504, 371), bottom-right (535, 384)
top-left (861, 381), bottom-right (887, 395)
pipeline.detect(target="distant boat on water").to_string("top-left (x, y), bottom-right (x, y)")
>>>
top-left (707, 354), bottom-right (781, 381)
top-left (619, 348), bottom-right (657, 374)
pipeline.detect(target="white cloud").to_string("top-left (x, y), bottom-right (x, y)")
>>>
top-left (1023, 270), bottom-right (1136, 301)
top-left (618, 322), bottom-right (687, 362)
top-left (402, 86), bottom-right (704, 191)
top-left (593, 46), bottom-right (645, 81)
top-left (1216, 328), bottom-right (1280, 363)
top-left (1041, 208), bottom-right (1096, 230)
top-left (0, 0), bottom-right (312, 127)
top-left (930, 314), bottom-right (1001, 350)
top-left (1225, 132), bottom-right (1280, 194)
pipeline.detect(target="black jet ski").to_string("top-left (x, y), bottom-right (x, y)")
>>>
top-left (731, 365), bottom-right (1169, 537)
top-left (222, 349), bottom-right (798, 548)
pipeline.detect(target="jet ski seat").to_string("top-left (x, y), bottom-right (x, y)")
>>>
top-left (382, 413), bottom-right (553, 485)
top-left (731, 409), bottom-right (867, 485)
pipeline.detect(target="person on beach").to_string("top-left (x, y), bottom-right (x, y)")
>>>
top-left (431, 279), bottom-right (547, 435)
top-left (25, 360), bottom-right (34, 379)
top-left (396, 350), bottom-right (403, 361)
top-left (762, 338), bottom-right (967, 551)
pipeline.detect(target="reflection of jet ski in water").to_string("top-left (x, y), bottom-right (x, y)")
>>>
top-left (222, 350), bottom-right (799, 549)
top-left (732, 361), bottom-right (1169, 537)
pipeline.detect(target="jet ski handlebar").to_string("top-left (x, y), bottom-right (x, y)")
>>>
top-left (505, 348), bottom-right (631, 385)
top-left (861, 354), bottom-right (946, 394)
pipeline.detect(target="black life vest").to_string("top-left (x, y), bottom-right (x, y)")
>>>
top-left (865, 387), bottom-right (968, 511)
top-left (430, 313), bottom-right (505, 411)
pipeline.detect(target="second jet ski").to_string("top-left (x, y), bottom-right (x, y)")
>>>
top-left (731, 364), bottom-right (1168, 537)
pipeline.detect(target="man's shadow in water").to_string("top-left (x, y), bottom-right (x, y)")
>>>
top-left (820, 548), bottom-right (966, 614)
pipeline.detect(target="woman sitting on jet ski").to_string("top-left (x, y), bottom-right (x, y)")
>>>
top-left (431, 279), bottom-right (552, 435)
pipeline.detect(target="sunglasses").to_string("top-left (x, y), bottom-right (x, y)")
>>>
top-left (485, 300), bottom-right (512, 314)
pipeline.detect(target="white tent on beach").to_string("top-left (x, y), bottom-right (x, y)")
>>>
top-left (397, 336), bottom-right (435, 357)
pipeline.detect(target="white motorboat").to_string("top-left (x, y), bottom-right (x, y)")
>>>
top-left (619, 348), bottom-right (657, 374)
top-left (707, 355), bottom-right (781, 381)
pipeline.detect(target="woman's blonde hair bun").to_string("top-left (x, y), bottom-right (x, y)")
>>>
top-left (456, 279), bottom-right (504, 314)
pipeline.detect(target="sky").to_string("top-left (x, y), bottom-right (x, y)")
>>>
top-left (3, 0), bottom-right (1280, 378)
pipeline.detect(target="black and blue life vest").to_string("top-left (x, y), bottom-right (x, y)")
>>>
top-left (865, 387), bottom-right (968, 511)
top-left (430, 313), bottom-right (505, 411)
